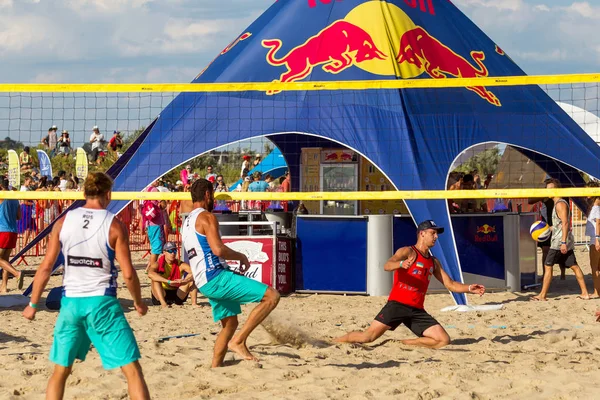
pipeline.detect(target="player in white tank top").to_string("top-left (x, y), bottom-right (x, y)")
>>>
top-left (183, 178), bottom-right (280, 368)
top-left (181, 207), bottom-right (230, 288)
top-left (60, 208), bottom-right (117, 297)
top-left (23, 172), bottom-right (150, 399)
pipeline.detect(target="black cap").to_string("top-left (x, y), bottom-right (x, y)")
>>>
top-left (163, 241), bottom-right (177, 252)
top-left (417, 220), bottom-right (444, 234)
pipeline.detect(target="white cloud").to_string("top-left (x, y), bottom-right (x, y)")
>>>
top-left (565, 2), bottom-right (599, 19)
top-left (29, 71), bottom-right (67, 83)
top-left (514, 49), bottom-right (568, 62)
top-left (454, 0), bottom-right (524, 12)
top-left (0, 0), bottom-right (13, 8)
top-left (64, 0), bottom-right (152, 13)
top-left (454, 0), bottom-right (600, 73)
top-left (0, 16), bottom-right (49, 55)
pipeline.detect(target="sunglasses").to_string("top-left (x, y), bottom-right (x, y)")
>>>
top-left (165, 249), bottom-right (177, 254)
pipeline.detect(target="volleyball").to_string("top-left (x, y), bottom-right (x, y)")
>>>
top-left (530, 221), bottom-right (551, 242)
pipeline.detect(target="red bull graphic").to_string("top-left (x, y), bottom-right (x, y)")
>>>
top-left (475, 224), bottom-right (498, 242)
top-left (262, 20), bottom-right (387, 95)
top-left (495, 45), bottom-right (505, 56)
top-left (404, 0), bottom-right (435, 15)
top-left (276, 0), bottom-right (345, 8)
top-left (476, 224), bottom-right (496, 234)
top-left (221, 32), bottom-right (252, 55)
top-left (308, 0), bottom-right (344, 7)
top-left (195, 32), bottom-right (252, 80)
top-left (396, 27), bottom-right (501, 106)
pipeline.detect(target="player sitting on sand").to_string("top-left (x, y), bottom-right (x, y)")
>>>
top-left (147, 241), bottom-right (198, 308)
top-left (182, 179), bottom-right (280, 367)
top-left (335, 220), bottom-right (485, 349)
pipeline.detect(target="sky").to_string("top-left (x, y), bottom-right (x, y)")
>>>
top-left (0, 0), bottom-right (598, 146)
top-left (0, 0), bottom-right (598, 83)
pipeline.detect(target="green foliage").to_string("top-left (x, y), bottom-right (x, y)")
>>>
top-left (0, 136), bottom-right (24, 150)
top-left (454, 148), bottom-right (500, 176)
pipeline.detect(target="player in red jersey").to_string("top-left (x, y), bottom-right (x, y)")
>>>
top-left (335, 220), bottom-right (486, 349)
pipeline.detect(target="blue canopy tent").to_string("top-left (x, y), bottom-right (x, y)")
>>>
top-left (229, 148), bottom-right (288, 191)
top-left (18, 0), bottom-right (600, 305)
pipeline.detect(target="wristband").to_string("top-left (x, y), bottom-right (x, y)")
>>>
top-left (560, 241), bottom-right (567, 244)
top-left (399, 260), bottom-right (403, 268)
top-left (29, 302), bottom-right (37, 309)
top-left (167, 280), bottom-right (171, 285)
top-left (596, 236), bottom-right (600, 239)
top-left (468, 285), bottom-right (473, 292)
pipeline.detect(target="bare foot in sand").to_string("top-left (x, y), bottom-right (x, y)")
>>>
top-left (577, 295), bottom-right (591, 300)
top-left (531, 295), bottom-right (547, 301)
top-left (0, 285), bottom-right (7, 294)
top-left (228, 340), bottom-right (259, 362)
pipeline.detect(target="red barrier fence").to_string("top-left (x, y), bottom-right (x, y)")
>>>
top-left (12, 199), bottom-right (288, 265)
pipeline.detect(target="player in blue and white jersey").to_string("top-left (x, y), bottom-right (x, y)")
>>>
top-left (182, 178), bottom-right (280, 367)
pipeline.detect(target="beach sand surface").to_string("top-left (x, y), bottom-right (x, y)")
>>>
top-left (1, 248), bottom-right (600, 399)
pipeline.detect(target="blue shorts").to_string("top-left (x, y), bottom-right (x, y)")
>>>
top-left (147, 225), bottom-right (163, 255)
top-left (200, 270), bottom-right (268, 322)
top-left (49, 296), bottom-right (140, 370)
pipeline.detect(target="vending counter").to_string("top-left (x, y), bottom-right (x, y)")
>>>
top-left (295, 213), bottom-right (537, 295)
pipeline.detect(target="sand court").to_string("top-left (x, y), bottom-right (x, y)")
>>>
top-left (1, 248), bottom-right (600, 399)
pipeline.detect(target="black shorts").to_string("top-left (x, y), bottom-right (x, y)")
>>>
top-left (151, 289), bottom-right (188, 306)
top-left (374, 301), bottom-right (439, 337)
top-left (544, 249), bottom-right (577, 268)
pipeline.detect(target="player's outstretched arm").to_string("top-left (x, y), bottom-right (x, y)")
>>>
top-left (113, 218), bottom-right (147, 316)
top-left (433, 259), bottom-right (485, 296)
top-left (23, 217), bottom-right (65, 321)
top-left (383, 247), bottom-right (416, 271)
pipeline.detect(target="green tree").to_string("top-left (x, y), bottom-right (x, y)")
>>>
top-left (0, 136), bottom-right (24, 150)
top-left (454, 148), bottom-right (500, 176)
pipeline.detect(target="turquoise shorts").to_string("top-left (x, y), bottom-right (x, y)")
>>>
top-left (147, 225), bottom-right (163, 255)
top-left (49, 296), bottom-right (140, 370)
top-left (200, 270), bottom-right (268, 322)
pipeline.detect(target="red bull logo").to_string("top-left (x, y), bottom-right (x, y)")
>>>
top-left (396, 27), bottom-right (500, 106)
top-left (262, 20), bottom-right (387, 95)
top-left (475, 224), bottom-right (498, 242)
top-left (262, 2), bottom-right (502, 106)
top-left (476, 224), bottom-right (496, 234)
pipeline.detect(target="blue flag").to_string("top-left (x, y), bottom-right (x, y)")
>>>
top-left (37, 149), bottom-right (52, 179)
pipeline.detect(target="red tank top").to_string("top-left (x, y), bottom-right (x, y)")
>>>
top-left (388, 246), bottom-right (435, 309)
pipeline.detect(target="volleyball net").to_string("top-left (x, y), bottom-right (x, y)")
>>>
top-left (0, 73), bottom-right (599, 204)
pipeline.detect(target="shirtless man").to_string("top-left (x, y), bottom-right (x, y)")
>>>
top-left (533, 179), bottom-right (590, 301)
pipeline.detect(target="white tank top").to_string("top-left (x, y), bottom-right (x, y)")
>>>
top-left (59, 207), bottom-right (117, 297)
top-left (181, 207), bottom-right (229, 288)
